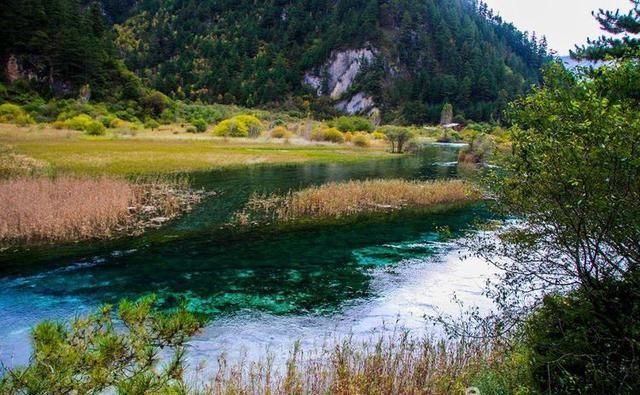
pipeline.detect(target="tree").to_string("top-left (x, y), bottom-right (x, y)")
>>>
top-left (440, 103), bottom-right (454, 125)
top-left (475, 61), bottom-right (640, 392)
top-left (381, 126), bottom-right (415, 153)
top-left (0, 295), bottom-right (202, 393)
top-left (573, 0), bottom-right (640, 60)
top-left (141, 91), bottom-right (171, 117)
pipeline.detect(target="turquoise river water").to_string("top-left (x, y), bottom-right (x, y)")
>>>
top-left (0, 144), bottom-right (498, 368)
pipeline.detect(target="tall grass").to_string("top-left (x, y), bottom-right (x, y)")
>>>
top-left (233, 179), bottom-right (480, 226)
top-left (0, 176), bottom-right (195, 245)
top-left (199, 332), bottom-right (532, 394)
top-left (0, 144), bottom-right (50, 178)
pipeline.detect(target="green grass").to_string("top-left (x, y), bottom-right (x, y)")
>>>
top-left (0, 125), bottom-right (393, 176)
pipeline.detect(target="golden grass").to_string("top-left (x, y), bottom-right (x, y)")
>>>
top-left (0, 176), bottom-right (197, 246)
top-left (0, 176), bottom-right (134, 244)
top-left (233, 179), bottom-right (481, 226)
top-left (199, 333), bottom-right (530, 394)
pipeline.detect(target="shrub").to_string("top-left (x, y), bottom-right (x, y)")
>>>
top-left (51, 120), bottom-right (65, 129)
top-left (352, 132), bottom-right (371, 147)
top-left (114, 110), bottom-right (139, 123)
top-left (344, 131), bottom-right (354, 142)
top-left (333, 116), bottom-right (373, 132)
top-left (141, 90), bottom-right (171, 117)
top-left (467, 122), bottom-right (494, 134)
top-left (64, 114), bottom-right (94, 131)
top-left (212, 119), bottom-right (248, 137)
top-left (212, 115), bottom-right (263, 138)
top-left (21, 97), bottom-right (46, 114)
top-left (270, 126), bottom-right (291, 138)
top-left (160, 108), bottom-right (176, 124)
top-left (15, 113), bottom-right (35, 126)
top-left (180, 103), bottom-right (224, 124)
top-left (372, 131), bottom-right (386, 140)
top-left (191, 118), bottom-right (208, 133)
top-left (0, 103), bottom-right (34, 125)
top-left (436, 128), bottom-right (461, 143)
top-left (84, 121), bottom-right (106, 136)
top-left (233, 114), bottom-right (263, 137)
top-left (99, 115), bottom-right (116, 128)
top-left (524, 285), bottom-right (640, 394)
top-left (459, 128), bottom-right (480, 142)
top-left (311, 127), bottom-right (345, 143)
top-left (0, 103), bottom-right (24, 122)
top-left (144, 119), bottom-right (160, 130)
top-left (109, 117), bottom-right (127, 128)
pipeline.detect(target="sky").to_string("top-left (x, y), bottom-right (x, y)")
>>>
top-left (484, 0), bottom-right (632, 55)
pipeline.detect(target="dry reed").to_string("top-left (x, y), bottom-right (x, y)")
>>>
top-left (198, 332), bottom-right (528, 394)
top-left (0, 144), bottom-right (50, 178)
top-left (0, 176), bottom-right (199, 245)
top-left (233, 179), bottom-right (480, 226)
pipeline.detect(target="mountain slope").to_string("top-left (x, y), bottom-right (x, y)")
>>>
top-left (0, 0), bottom-right (144, 101)
top-left (111, 0), bottom-right (550, 122)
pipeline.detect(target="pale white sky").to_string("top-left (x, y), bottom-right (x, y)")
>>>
top-left (484, 0), bottom-right (632, 55)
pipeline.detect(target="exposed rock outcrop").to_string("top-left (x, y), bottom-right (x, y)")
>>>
top-left (336, 92), bottom-right (375, 114)
top-left (6, 55), bottom-right (19, 83)
top-left (303, 47), bottom-right (378, 115)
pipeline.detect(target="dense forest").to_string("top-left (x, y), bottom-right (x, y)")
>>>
top-left (0, 0), bottom-right (551, 123)
top-left (0, 0), bottom-right (145, 102)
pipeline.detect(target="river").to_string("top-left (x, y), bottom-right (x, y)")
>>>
top-left (0, 144), bottom-right (497, 369)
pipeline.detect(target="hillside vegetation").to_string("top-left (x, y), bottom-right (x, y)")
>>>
top-left (1, 0), bottom-right (550, 123)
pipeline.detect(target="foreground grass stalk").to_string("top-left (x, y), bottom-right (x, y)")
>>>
top-left (200, 332), bottom-right (531, 394)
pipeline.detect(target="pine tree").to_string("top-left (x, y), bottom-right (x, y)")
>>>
top-left (573, 0), bottom-right (640, 60)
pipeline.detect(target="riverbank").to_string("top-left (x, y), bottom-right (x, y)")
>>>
top-left (232, 179), bottom-right (481, 228)
top-left (0, 176), bottom-right (202, 248)
top-left (0, 124), bottom-right (394, 176)
top-left (198, 332), bottom-right (530, 394)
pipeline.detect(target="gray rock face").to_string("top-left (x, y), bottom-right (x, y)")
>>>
top-left (336, 92), bottom-right (375, 114)
top-left (304, 48), bottom-right (377, 114)
top-left (6, 55), bottom-right (19, 83)
top-left (304, 48), bottom-right (375, 99)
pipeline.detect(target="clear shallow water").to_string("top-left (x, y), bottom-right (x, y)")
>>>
top-left (0, 145), bottom-right (495, 368)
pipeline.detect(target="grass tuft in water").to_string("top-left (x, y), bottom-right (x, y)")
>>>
top-left (232, 179), bottom-right (481, 227)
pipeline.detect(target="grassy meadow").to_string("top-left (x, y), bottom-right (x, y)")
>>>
top-left (0, 124), bottom-right (393, 177)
